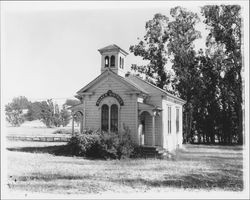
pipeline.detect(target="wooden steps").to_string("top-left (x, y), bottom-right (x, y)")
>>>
top-left (139, 146), bottom-right (173, 159)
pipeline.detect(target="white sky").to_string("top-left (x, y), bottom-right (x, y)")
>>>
top-left (1, 1), bottom-right (248, 106)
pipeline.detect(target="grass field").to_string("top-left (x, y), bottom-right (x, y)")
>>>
top-left (5, 120), bottom-right (77, 137)
top-left (4, 140), bottom-right (244, 196)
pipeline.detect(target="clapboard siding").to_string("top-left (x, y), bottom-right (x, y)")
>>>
top-left (155, 115), bottom-right (162, 146)
top-left (83, 75), bottom-right (138, 142)
top-left (162, 98), bottom-right (183, 151)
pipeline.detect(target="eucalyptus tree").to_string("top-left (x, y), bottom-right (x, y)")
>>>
top-left (202, 5), bottom-right (243, 144)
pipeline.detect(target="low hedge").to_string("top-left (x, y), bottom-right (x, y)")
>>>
top-left (67, 127), bottom-right (137, 159)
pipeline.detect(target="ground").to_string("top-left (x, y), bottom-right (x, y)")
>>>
top-left (4, 141), bottom-right (244, 196)
top-left (2, 123), bottom-right (245, 197)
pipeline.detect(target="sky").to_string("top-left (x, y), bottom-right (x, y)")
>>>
top-left (1, 1), bottom-right (248, 106)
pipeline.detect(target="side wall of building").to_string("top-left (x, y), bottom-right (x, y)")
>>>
top-left (162, 98), bottom-right (183, 151)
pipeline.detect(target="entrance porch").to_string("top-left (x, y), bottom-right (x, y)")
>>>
top-left (138, 102), bottom-right (162, 147)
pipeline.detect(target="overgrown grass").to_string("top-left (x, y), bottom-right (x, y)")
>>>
top-left (5, 141), bottom-right (244, 194)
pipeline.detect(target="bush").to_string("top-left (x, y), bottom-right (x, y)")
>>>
top-left (117, 125), bottom-right (136, 159)
top-left (5, 102), bottom-right (25, 127)
top-left (67, 126), bottom-right (136, 159)
top-left (67, 130), bottom-right (100, 157)
top-left (130, 146), bottom-right (145, 158)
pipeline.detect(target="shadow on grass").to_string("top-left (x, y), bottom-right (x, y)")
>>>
top-left (7, 145), bottom-right (106, 161)
top-left (14, 172), bottom-right (243, 191)
top-left (184, 144), bottom-right (243, 151)
top-left (11, 173), bottom-right (92, 182)
top-left (7, 145), bottom-right (75, 157)
top-left (9, 171), bottom-right (243, 192)
top-left (112, 173), bottom-right (243, 191)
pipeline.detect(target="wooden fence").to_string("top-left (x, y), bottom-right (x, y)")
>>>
top-left (6, 136), bottom-right (71, 142)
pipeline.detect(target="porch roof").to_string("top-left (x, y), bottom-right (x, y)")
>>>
top-left (67, 103), bottom-right (84, 114)
top-left (138, 102), bottom-right (162, 112)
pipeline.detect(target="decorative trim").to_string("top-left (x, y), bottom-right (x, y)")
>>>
top-left (96, 90), bottom-right (124, 106)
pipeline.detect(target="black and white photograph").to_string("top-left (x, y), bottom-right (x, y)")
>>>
top-left (1, 1), bottom-right (249, 199)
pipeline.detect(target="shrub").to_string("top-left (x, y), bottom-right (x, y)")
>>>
top-left (5, 102), bottom-right (25, 127)
top-left (67, 130), bottom-right (100, 157)
top-left (66, 126), bottom-right (137, 159)
top-left (130, 146), bottom-right (145, 158)
top-left (117, 125), bottom-right (136, 159)
top-left (95, 131), bottom-right (120, 159)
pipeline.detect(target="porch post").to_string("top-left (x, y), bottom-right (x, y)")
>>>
top-left (80, 114), bottom-right (83, 134)
top-left (152, 114), bottom-right (155, 146)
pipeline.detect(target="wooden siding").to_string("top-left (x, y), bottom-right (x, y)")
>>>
top-left (162, 98), bottom-right (183, 151)
top-left (82, 75), bottom-right (138, 143)
top-left (145, 95), bottom-right (163, 147)
top-left (155, 115), bottom-right (161, 146)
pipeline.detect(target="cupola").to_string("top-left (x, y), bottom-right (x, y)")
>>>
top-left (98, 44), bottom-right (128, 77)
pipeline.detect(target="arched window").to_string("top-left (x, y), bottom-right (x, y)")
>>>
top-left (101, 104), bottom-right (109, 131)
top-left (110, 104), bottom-right (118, 132)
top-left (104, 56), bottom-right (109, 68)
top-left (110, 55), bottom-right (115, 67)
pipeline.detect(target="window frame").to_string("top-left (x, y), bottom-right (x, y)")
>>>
top-left (104, 56), bottom-right (109, 68)
top-left (101, 104), bottom-right (109, 132)
top-left (99, 98), bottom-right (120, 133)
top-left (167, 106), bottom-right (172, 134)
top-left (110, 104), bottom-right (118, 132)
top-left (110, 55), bottom-right (115, 67)
top-left (176, 107), bottom-right (180, 133)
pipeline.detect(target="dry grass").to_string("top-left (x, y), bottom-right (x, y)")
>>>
top-left (4, 141), bottom-right (244, 195)
top-left (5, 120), bottom-right (77, 137)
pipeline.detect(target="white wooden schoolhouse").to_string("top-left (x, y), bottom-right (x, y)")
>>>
top-left (72, 44), bottom-right (185, 151)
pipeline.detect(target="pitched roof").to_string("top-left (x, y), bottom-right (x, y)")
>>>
top-left (76, 69), bottom-right (148, 95)
top-left (125, 74), bottom-right (186, 104)
top-left (98, 44), bottom-right (129, 55)
top-left (76, 68), bottom-right (185, 104)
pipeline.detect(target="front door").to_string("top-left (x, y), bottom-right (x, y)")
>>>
top-left (139, 111), bottom-right (152, 146)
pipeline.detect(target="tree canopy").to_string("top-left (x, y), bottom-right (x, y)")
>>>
top-left (130, 5), bottom-right (243, 144)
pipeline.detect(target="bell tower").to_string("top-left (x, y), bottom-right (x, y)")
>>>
top-left (98, 44), bottom-right (128, 77)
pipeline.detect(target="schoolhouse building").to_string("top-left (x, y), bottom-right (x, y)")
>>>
top-left (72, 44), bottom-right (185, 151)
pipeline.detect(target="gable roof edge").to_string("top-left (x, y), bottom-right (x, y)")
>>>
top-left (76, 69), bottom-right (148, 95)
top-left (131, 75), bottom-right (186, 104)
top-left (76, 70), bottom-right (109, 94)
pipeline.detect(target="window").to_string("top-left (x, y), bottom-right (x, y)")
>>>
top-left (119, 57), bottom-right (122, 68)
top-left (121, 58), bottom-right (124, 69)
top-left (101, 104), bottom-right (119, 132)
top-left (101, 104), bottom-right (109, 131)
top-left (110, 104), bottom-right (118, 132)
top-left (176, 108), bottom-right (180, 133)
top-left (110, 55), bottom-right (115, 67)
top-left (104, 56), bottom-right (109, 68)
top-left (168, 106), bottom-right (171, 134)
